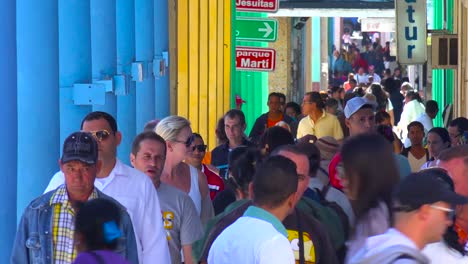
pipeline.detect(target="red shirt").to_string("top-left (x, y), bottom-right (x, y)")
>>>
top-left (328, 152), bottom-right (343, 190)
top-left (202, 164), bottom-right (225, 200)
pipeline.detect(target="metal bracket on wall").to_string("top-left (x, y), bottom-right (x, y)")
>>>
top-left (114, 74), bottom-right (130, 95)
top-left (131, 61), bottom-right (153, 82)
top-left (72, 79), bottom-right (113, 105)
top-left (153, 51), bottom-right (169, 78)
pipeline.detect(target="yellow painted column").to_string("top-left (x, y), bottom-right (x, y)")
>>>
top-left (171, 0), bottom-right (232, 149)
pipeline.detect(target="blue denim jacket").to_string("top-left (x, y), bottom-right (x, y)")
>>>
top-left (11, 188), bottom-right (139, 264)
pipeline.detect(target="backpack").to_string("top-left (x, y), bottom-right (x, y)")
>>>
top-left (351, 245), bottom-right (426, 264)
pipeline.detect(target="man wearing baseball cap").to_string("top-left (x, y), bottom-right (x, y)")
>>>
top-left (328, 96), bottom-right (377, 189)
top-left (11, 132), bottom-right (138, 263)
top-left (349, 169), bottom-right (468, 264)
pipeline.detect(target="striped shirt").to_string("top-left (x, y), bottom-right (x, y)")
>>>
top-left (50, 185), bottom-right (98, 263)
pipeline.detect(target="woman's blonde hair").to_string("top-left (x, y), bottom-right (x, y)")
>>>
top-left (155, 115), bottom-right (191, 142)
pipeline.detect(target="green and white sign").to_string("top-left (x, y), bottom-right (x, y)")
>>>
top-left (235, 17), bottom-right (278, 42)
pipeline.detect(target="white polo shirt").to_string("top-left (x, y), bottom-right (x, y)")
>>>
top-left (44, 159), bottom-right (171, 264)
top-left (208, 206), bottom-right (294, 264)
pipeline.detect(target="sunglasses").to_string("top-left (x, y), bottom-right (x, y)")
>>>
top-left (430, 204), bottom-right (456, 220)
top-left (193, 144), bottom-right (207, 152)
top-left (88, 130), bottom-right (111, 142)
top-left (173, 134), bottom-right (195, 148)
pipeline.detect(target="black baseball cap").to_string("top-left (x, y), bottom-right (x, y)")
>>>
top-left (61, 132), bottom-right (98, 165)
top-left (393, 171), bottom-right (468, 212)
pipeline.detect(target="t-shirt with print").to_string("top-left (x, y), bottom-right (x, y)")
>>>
top-left (158, 182), bottom-right (203, 263)
top-left (283, 208), bottom-right (339, 264)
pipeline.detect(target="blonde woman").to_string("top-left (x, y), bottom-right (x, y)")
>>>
top-left (156, 116), bottom-right (214, 225)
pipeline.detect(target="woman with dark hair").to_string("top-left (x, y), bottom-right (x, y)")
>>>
top-left (375, 111), bottom-right (403, 153)
top-left (422, 168), bottom-right (468, 262)
top-left (367, 83), bottom-right (395, 126)
top-left (259, 126), bottom-right (295, 156)
top-left (73, 198), bottom-right (131, 264)
top-left (421, 127), bottom-right (451, 169)
top-left (340, 133), bottom-right (400, 261)
top-left (185, 133), bottom-right (225, 200)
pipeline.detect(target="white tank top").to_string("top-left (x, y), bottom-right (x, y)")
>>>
top-left (187, 165), bottom-right (202, 216)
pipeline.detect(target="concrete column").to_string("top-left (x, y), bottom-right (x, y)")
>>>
top-left (0, 0), bottom-right (17, 259)
top-left (90, 0), bottom-right (117, 117)
top-left (116, 0), bottom-right (136, 163)
top-left (320, 17), bottom-right (329, 90)
top-left (58, 0), bottom-right (92, 144)
top-left (135, 0), bottom-right (155, 130)
top-left (154, 0), bottom-right (170, 119)
top-left (17, 0), bottom-right (60, 215)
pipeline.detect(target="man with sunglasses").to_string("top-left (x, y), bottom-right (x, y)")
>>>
top-left (349, 171), bottom-right (468, 263)
top-left (44, 111), bottom-right (171, 264)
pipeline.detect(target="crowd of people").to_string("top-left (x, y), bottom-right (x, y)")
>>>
top-left (10, 81), bottom-right (468, 263)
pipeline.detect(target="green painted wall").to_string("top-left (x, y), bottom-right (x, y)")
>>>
top-left (232, 11), bottom-right (268, 135)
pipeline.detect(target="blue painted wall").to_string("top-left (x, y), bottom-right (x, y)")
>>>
top-left (0, 0), bottom-right (17, 260)
top-left (3, 0), bottom-right (171, 258)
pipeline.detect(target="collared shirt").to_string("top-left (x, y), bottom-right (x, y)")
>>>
top-left (44, 159), bottom-right (171, 264)
top-left (210, 138), bottom-right (255, 180)
top-left (297, 112), bottom-right (344, 140)
top-left (50, 185), bottom-right (98, 263)
top-left (208, 205), bottom-right (294, 264)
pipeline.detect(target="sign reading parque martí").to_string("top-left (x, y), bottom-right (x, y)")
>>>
top-left (236, 17), bottom-right (278, 42)
top-left (235, 0), bottom-right (279, 13)
top-left (236, 47), bottom-right (276, 72)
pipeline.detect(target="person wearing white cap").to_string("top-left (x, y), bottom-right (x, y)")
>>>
top-left (344, 96), bottom-right (377, 136)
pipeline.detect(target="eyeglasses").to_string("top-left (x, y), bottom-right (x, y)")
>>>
top-left (88, 130), bottom-right (111, 142)
top-left (193, 144), bottom-right (207, 152)
top-left (173, 134), bottom-right (195, 148)
top-left (430, 204), bottom-right (455, 219)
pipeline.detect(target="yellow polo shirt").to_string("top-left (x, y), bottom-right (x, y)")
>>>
top-left (297, 112), bottom-right (344, 140)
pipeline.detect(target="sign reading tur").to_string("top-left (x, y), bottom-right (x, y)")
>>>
top-left (235, 0), bottom-right (279, 13)
top-left (396, 0), bottom-right (427, 64)
top-left (236, 18), bottom-right (278, 42)
top-left (236, 47), bottom-right (276, 72)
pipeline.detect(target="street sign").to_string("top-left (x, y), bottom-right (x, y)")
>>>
top-left (236, 17), bottom-right (278, 42)
top-left (236, 0), bottom-right (279, 13)
top-left (236, 47), bottom-right (276, 72)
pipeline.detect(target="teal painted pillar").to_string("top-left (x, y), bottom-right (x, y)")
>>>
top-left (116, 0), bottom-right (136, 163)
top-left (91, 0), bottom-right (118, 117)
top-left (0, 0), bottom-right (17, 259)
top-left (135, 0), bottom-right (155, 130)
top-left (154, 0), bottom-right (170, 119)
top-left (59, 0), bottom-right (92, 145)
top-left (17, 0), bottom-right (60, 216)
top-left (311, 17), bottom-right (321, 88)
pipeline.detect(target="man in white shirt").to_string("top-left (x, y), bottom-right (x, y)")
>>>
top-left (368, 65), bottom-right (381, 83)
top-left (355, 67), bottom-right (368, 85)
top-left (349, 170), bottom-right (468, 264)
top-left (208, 156), bottom-right (297, 264)
top-left (415, 100), bottom-right (438, 134)
top-left (44, 111), bottom-right (171, 264)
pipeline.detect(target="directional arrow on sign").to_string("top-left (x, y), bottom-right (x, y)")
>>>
top-left (236, 17), bottom-right (278, 42)
top-left (258, 22), bottom-right (273, 38)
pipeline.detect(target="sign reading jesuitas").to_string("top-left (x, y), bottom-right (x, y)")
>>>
top-left (236, 47), bottom-right (276, 72)
top-left (235, 0), bottom-right (279, 13)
